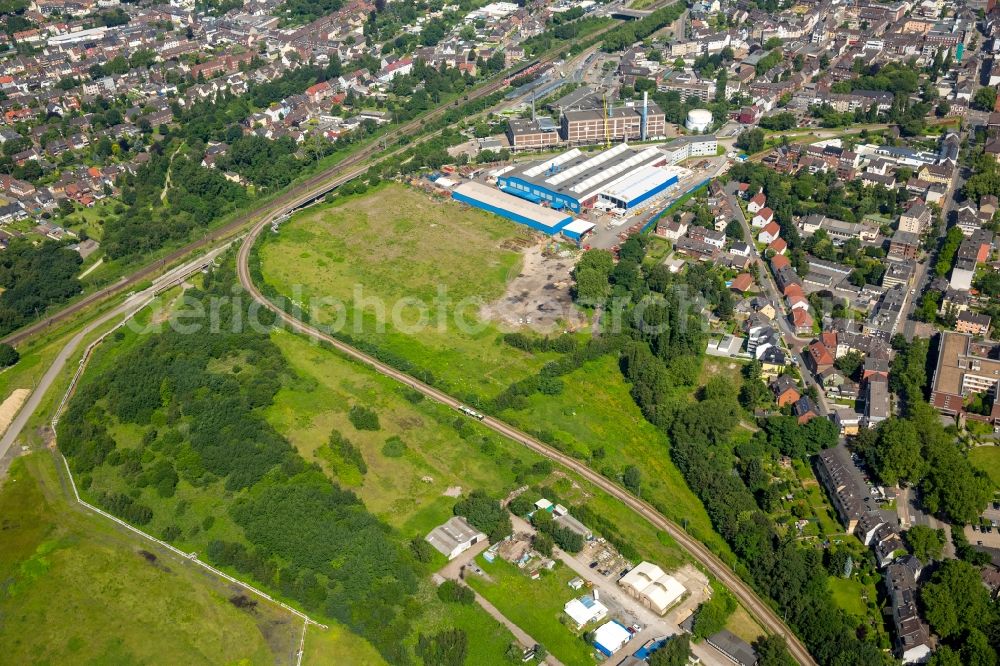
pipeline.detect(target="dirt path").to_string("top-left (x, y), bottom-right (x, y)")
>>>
top-left (434, 540), bottom-right (564, 666)
top-left (160, 143), bottom-right (185, 202)
top-left (0, 388), bottom-right (31, 437)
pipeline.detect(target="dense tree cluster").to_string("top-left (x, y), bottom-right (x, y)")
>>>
top-left (601, 2), bottom-right (686, 52)
top-left (216, 135), bottom-right (302, 190)
top-left (102, 150), bottom-right (248, 261)
top-left (348, 405), bottom-right (381, 431)
top-left (904, 525), bottom-right (944, 563)
top-left (326, 430), bottom-right (368, 475)
top-left (436, 579), bottom-right (474, 605)
top-left (649, 635), bottom-right (690, 666)
top-left (415, 629), bottom-right (467, 666)
top-left (531, 507), bottom-right (584, 553)
top-left (453, 490), bottom-right (511, 542)
top-left (0, 343), bottom-right (18, 368)
top-left (0, 240), bottom-right (82, 337)
top-left (920, 560), bottom-right (999, 663)
top-left (60, 262), bottom-right (420, 663)
top-left (691, 586), bottom-right (736, 640)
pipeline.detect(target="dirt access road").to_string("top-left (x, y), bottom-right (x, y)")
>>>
top-left (237, 204), bottom-right (817, 666)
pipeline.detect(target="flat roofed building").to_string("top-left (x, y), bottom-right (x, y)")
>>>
top-left (425, 516), bottom-right (487, 560)
top-left (497, 144), bottom-right (675, 212)
top-left (593, 621), bottom-right (632, 656)
top-left (563, 594), bottom-right (608, 629)
top-left (618, 561), bottom-right (686, 615)
top-left (452, 181), bottom-right (573, 235)
top-left (931, 331), bottom-right (1000, 421)
top-left (506, 117), bottom-right (560, 151)
top-left (560, 102), bottom-right (665, 145)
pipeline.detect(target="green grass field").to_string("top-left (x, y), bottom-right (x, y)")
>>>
top-left (724, 604), bottom-right (764, 643)
top-left (266, 329), bottom-right (537, 536)
top-left (0, 453), bottom-right (296, 665)
top-left (465, 557), bottom-right (599, 666)
top-left (258, 185), bottom-right (730, 561)
top-left (827, 577), bottom-right (869, 620)
top-left (258, 183), bottom-right (552, 400)
top-left (970, 446), bottom-right (1000, 490)
top-left (502, 355), bottom-right (731, 559)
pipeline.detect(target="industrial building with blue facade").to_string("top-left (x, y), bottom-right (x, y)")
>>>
top-left (495, 143), bottom-right (680, 213)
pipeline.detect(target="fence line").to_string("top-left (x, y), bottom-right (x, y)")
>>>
top-left (47, 281), bottom-right (325, 657)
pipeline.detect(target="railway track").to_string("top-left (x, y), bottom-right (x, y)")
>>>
top-left (0, 55), bottom-right (528, 348)
top-left (235, 202), bottom-right (818, 666)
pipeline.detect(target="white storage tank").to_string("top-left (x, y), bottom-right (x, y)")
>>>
top-left (685, 108), bottom-right (713, 133)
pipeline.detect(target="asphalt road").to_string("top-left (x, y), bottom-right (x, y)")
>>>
top-left (725, 184), bottom-right (831, 415)
top-left (1, 31), bottom-right (610, 349)
top-left (236, 199), bottom-right (818, 666)
top-left (0, 244), bottom-right (230, 467)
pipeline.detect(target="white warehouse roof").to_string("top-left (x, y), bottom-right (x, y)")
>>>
top-left (453, 181), bottom-right (572, 231)
top-left (594, 621), bottom-right (632, 655)
top-left (619, 562), bottom-right (686, 615)
top-left (599, 165), bottom-right (677, 204)
top-left (564, 595), bottom-right (608, 628)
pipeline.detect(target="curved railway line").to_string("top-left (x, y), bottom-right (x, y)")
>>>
top-left (235, 204), bottom-right (818, 666)
top-left (1, 56), bottom-right (535, 347)
top-left (7, 9), bottom-right (816, 662)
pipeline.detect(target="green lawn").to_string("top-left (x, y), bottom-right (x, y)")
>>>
top-left (466, 557), bottom-right (599, 666)
top-left (258, 183), bottom-right (552, 400)
top-left (266, 328), bottom-right (538, 536)
top-left (0, 453), bottom-right (294, 665)
top-left (502, 355), bottom-right (731, 559)
top-left (827, 577), bottom-right (869, 620)
top-left (970, 446), bottom-right (1000, 490)
top-left (724, 603), bottom-right (765, 644)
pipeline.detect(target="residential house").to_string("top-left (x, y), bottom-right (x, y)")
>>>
top-left (757, 221), bottom-right (781, 244)
top-left (770, 375), bottom-right (801, 407)
top-left (955, 311), bottom-right (991, 337)
top-left (751, 207), bottom-right (774, 228)
top-left (793, 395), bottom-right (819, 424)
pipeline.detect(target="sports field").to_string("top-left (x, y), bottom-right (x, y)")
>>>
top-left (0, 453), bottom-right (295, 665)
top-left (258, 183), bottom-right (553, 399)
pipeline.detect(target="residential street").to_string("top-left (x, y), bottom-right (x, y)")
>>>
top-left (725, 183), bottom-right (831, 415)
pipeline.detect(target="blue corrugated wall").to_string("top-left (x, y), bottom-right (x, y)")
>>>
top-left (452, 191), bottom-right (572, 235)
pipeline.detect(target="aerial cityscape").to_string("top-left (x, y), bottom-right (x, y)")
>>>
top-left (0, 0), bottom-right (998, 663)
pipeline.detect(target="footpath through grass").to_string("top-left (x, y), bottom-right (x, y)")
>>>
top-left (0, 453), bottom-right (293, 665)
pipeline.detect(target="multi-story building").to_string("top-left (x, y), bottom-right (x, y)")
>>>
top-left (559, 102), bottom-right (665, 145)
top-left (506, 117), bottom-right (560, 151)
top-left (884, 560), bottom-right (933, 664)
top-left (931, 331), bottom-right (1000, 420)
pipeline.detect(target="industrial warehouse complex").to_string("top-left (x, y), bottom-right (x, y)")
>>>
top-left (449, 135), bottom-right (717, 241)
